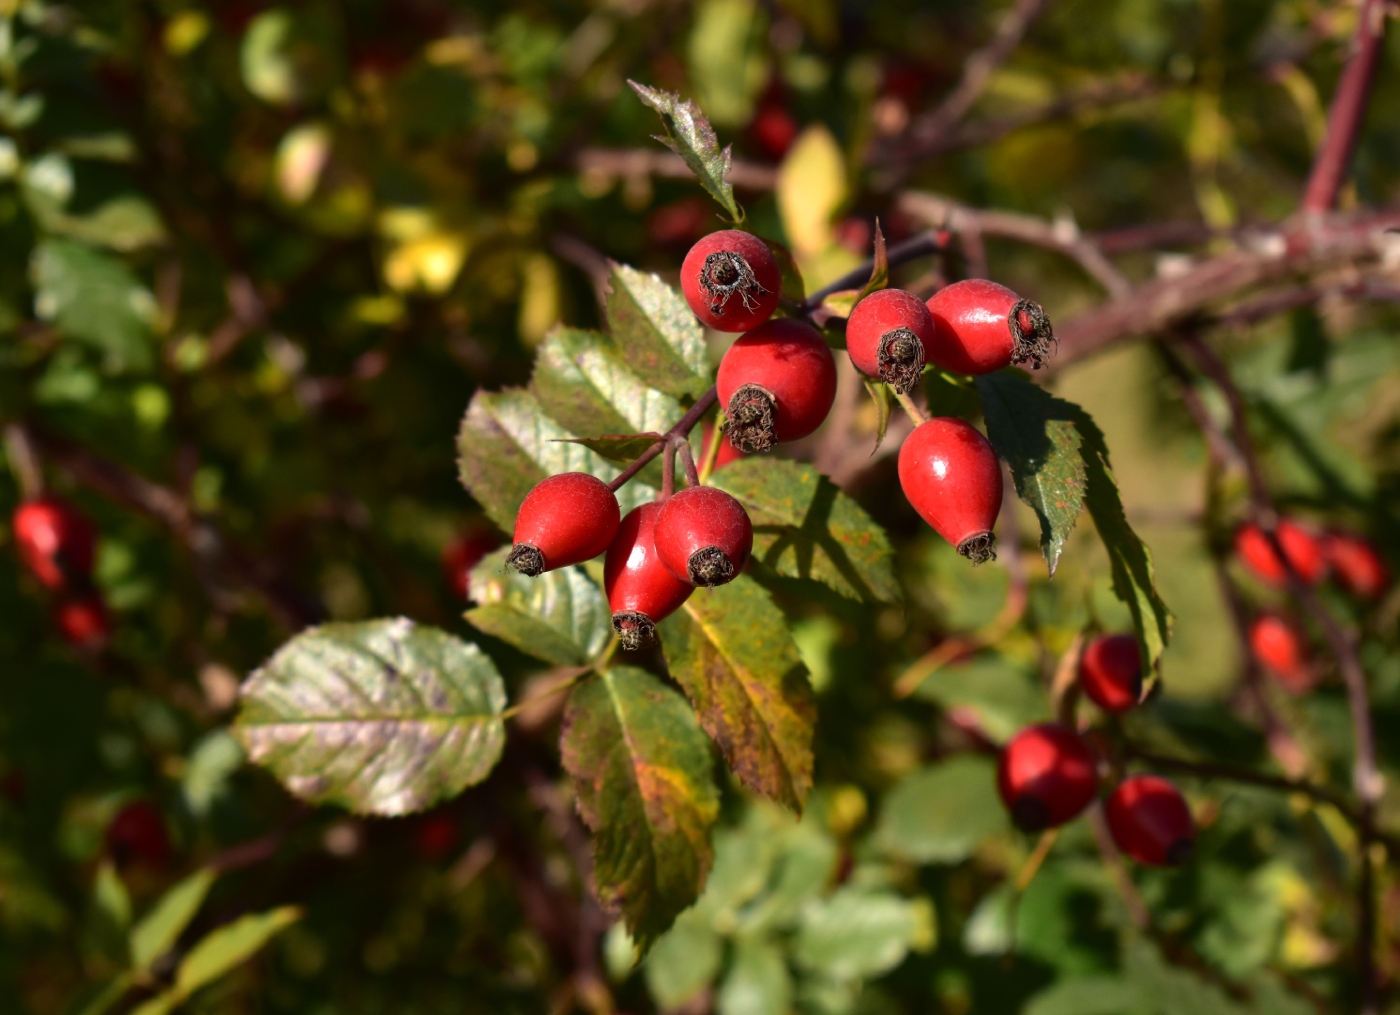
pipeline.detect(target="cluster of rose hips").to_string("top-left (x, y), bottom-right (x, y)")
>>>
top-left (10, 496), bottom-right (110, 650)
top-left (500, 228), bottom-right (1056, 645)
top-left (1235, 518), bottom-right (1389, 694)
top-left (997, 634), bottom-right (1195, 867)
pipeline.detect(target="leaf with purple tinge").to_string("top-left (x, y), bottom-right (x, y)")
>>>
top-left (235, 618), bottom-right (505, 816)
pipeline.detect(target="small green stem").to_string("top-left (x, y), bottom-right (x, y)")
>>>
top-left (697, 413), bottom-right (724, 484)
top-left (500, 668), bottom-right (589, 720)
top-left (893, 388), bottom-right (927, 427)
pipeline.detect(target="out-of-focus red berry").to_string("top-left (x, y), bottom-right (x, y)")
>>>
top-left (835, 217), bottom-right (874, 255)
top-left (1248, 613), bottom-right (1314, 694)
top-left (1105, 775), bottom-right (1195, 867)
top-left (1234, 519), bottom-right (1327, 586)
top-left (442, 530), bottom-right (501, 601)
top-left (647, 198), bottom-right (713, 247)
top-left (748, 105), bottom-right (799, 161)
top-left (54, 593), bottom-right (110, 651)
top-left (106, 800), bottom-right (172, 870)
top-left (12, 497), bottom-right (97, 591)
top-left (415, 812), bottom-right (459, 861)
top-left (1324, 531), bottom-right (1389, 600)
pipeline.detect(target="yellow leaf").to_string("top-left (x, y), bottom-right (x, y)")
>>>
top-left (274, 123), bottom-right (331, 205)
top-left (383, 232), bottom-right (469, 295)
top-left (777, 125), bottom-right (846, 259)
top-left (518, 253), bottom-right (561, 347)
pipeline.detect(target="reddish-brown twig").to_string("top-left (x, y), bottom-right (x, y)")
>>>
top-left (1302, 0), bottom-right (1390, 213)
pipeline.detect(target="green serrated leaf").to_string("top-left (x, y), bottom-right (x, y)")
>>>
top-left (851, 219), bottom-right (888, 307)
top-left (31, 238), bottom-right (154, 372)
top-left (465, 548), bottom-right (611, 666)
top-left (130, 868), bottom-right (217, 971)
top-left (234, 618), bottom-right (506, 816)
top-left (710, 459), bottom-right (899, 602)
top-left (629, 80), bottom-right (742, 222)
top-left (557, 433), bottom-right (663, 464)
top-left (874, 755), bottom-right (1009, 864)
top-left (659, 574), bottom-right (815, 812)
top-left (819, 290), bottom-right (858, 318)
top-left (456, 388), bottom-right (653, 533)
top-left (606, 265), bottom-right (712, 397)
top-left (531, 327), bottom-right (685, 441)
top-left (863, 378), bottom-right (892, 454)
top-left (561, 666), bottom-right (720, 951)
top-left (975, 372), bottom-right (1088, 576)
top-left (1073, 407), bottom-right (1173, 675)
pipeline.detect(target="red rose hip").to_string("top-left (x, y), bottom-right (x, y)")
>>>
top-left (654, 486), bottom-right (753, 587)
top-left (507, 473), bottom-right (620, 577)
top-left (681, 230), bottom-right (781, 332)
top-left (925, 279), bottom-right (1055, 374)
top-left (1234, 519), bottom-right (1326, 586)
top-left (106, 800), bottom-right (171, 870)
top-left (897, 417), bottom-right (1002, 563)
top-left (54, 592), bottom-right (110, 651)
top-left (1078, 634), bottom-right (1143, 713)
top-left (605, 502), bottom-right (694, 650)
top-left (846, 288), bottom-right (934, 394)
top-left (12, 496), bottom-right (97, 590)
top-left (1248, 613), bottom-right (1313, 694)
top-left (1324, 531), bottom-right (1389, 599)
top-left (701, 420), bottom-right (748, 472)
top-left (716, 318), bottom-right (837, 453)
top-left (1105, 775), bottom-right (1194, 866)
top-left (997, 723), bottom-right (1098, 831)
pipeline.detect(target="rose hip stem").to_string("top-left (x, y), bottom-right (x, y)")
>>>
top-left (607, 387), bottom-right (718, 493)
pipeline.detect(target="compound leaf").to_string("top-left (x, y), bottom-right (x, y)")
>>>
top-left (659, 574), bottom-right (815, 811)
top-left (465, 548), bottom-right (611, 666)
top-left (976, 371), bottom-right (1087, 576)
top-left (710, 459), bottom-right (898, 602)
top-left (561, 666), bottom-right (720, 951)
top-left (235, 618), bottom-right (506, 816)
top-left (606, 264), bottom-right (711, 398)
top-left (629, 80), bottom-right (742, 222)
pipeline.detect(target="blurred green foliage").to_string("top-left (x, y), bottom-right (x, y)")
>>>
top-left (2, 0), bottom-right (1400, 1013)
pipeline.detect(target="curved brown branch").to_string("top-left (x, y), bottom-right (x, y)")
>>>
top-left (1053, 209), bottom-right (1400, 367)
top-left (898, 192), bottom-right (1132, 298)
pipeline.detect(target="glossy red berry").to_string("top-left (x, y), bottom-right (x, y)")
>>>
top-left (897, 417), bottom-right (1002, 564)
top-left (441, 529), bottom-right (501, 601)
top-left (1324, 531), bottom-right (1389, 599)
top-left (846, 288), bottom-right (935, 394)
top-left (1234, 519), bottom-right (1327, 586)
top-left (54, 592), bottom-right (110, 650)
top-left (1105, 775), bottom-right (1194, 866)
top-left (681, 230), bottom-right (781, 332)
top-left (997, 723), bottom-right (1098, 831)
top-left (106, 800), bottom-right (171, 870)
top-left (716, 318), bottom-right (837, 453)
top-left (655, 486), bottom-right (753, 587)
top-left (925, 279), bottom-right (1055, 374)
top-left (1248, 613), bottom-right (1313, 694)
top-left (507, 473), bottom-right (620, 577)
top-left (605, 502), bottom-right (694, 650)
top-left (12, 497), bottom-right (97, 590)
top-left (1079, 634), bottom-right (1143, 713)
